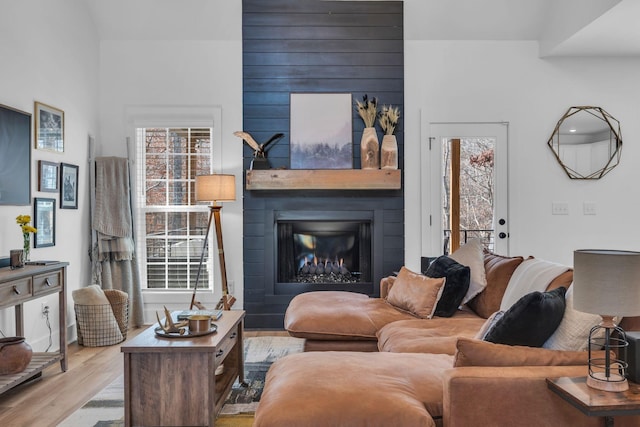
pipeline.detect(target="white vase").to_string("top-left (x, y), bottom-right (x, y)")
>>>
top-left (360, 127), bottom-right (379, 169)
top-left (381, 134), bottom-right (398, 170)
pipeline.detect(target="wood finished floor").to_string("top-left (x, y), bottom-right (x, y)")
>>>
top-left (0, 327), bottom-right (288, 427)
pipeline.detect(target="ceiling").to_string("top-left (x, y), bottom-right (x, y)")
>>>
top-left (84, 0), bottom-right (640, 57)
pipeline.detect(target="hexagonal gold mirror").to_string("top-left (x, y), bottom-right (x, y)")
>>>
top-left (547, 106), bottom-right (622, 179)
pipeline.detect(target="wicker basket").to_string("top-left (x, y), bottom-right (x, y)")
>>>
top-left (75, 289), bottom-right (129, 347)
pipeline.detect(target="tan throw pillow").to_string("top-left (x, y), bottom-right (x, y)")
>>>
top-left (72, 285), bottom-right (111, 305)
top-left (386, 267), bottom-right (445, 319)
top-left (454, 337), bottom-right (598, 367)
top-left (467, 252), bottom-right (524, 318)
top-left (543, 286), bottom-right (621, 351)
top-left (449, 239), bottom-right (487, 305)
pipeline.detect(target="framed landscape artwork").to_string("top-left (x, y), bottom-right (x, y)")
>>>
top-left (290, 93), bottom-right (352, 169)
top-left (60, 162), bottom-right (79, 209)
top-left (35, 101), bottom-right (64, 153)
top-left (0, 104), bottom-right (31, 205)
top-left (34, 197), bottom-right (56, 248)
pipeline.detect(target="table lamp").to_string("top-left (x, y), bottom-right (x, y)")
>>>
top-left (190, 174), bottom-right (236, 311)
top-left (573, 249), bottom-right (640, 391)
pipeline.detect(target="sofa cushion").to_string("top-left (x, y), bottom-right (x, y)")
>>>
top-left (387, 267), bottom-right (445, 319)
top-left (483, 287), bottom-right (567, 347)
top-left (424, 256), bottom-right (471, 318)
top-left (546, 269), bottom-right (573, 291)
top-left (284, 291), bottom-right (416, 340)
top-left (254, 351), bottom-right (453, 427)
top-left (467, 252), bottom-right (524, 318)
top-left (449, 238), bottom-right (488, 305)
top-left (377, 315), bottom-right (486, 354)
top-left (454, 337), bottom-right (595, 367)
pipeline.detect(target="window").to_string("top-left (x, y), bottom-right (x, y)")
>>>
top-left (135, 127), bottom-right (213, 290)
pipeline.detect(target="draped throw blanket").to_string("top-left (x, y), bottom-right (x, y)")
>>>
top-left (91, 157), bottom-right (144, 327)
top-left (500, 258), bottom-right (570, 311)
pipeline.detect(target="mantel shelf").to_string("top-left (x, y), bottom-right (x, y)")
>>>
top-left (245, 169), bottom-right (401, 190)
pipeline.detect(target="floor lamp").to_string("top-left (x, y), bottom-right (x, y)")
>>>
top-left (190, 174), bottom-right (236, 311)
top-left (573, 249), bottom-right (640, 392)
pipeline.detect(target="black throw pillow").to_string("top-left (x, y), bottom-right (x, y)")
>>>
top-left (483, 286), bottom-right (567, 347)
top-left (424, 256), bottom-right (471, 317)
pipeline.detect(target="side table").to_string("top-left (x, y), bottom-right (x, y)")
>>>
top-left (122, 310), bottom-right (245, 427)
top-left (547, 376), bottom-right (640, 426)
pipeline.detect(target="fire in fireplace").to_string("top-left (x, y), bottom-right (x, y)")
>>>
top-left (276, 211), bottom-right (373, 288)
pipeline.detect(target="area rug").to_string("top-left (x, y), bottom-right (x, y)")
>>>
top-left (59, 336), bottom-right (304, 427)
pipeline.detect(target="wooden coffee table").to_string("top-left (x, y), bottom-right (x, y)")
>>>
top-left (121, 310), bottom-right (245, 427)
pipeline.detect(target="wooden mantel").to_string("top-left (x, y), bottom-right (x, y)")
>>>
top-left (245, 169), bottom-right (401, 190)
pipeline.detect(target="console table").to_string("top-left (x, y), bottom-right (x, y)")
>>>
top-left (122, 310), bottom-right (245, 427)
top-left (0, 262), bottom-right (68, 395)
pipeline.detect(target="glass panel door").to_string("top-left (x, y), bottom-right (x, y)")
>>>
top-left (426, 123), bottom-right (509, 255)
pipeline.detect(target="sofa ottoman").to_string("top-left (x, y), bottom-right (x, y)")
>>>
top-left (254, 351), bottom-right (454, 427)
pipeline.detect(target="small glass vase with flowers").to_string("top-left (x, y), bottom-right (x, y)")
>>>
top-left (16, 215), bottom-right (37, 262)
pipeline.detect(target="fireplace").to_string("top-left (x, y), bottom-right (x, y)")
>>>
top-left (243, 196), bottom-right (403, 329)
top-left (275, 211), bottom-right (373, 294)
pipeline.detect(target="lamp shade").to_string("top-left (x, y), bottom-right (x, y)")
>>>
top-left (195, 174), bottom-right (236, 202)
top-left (573, 249), bottom-right (640, 317)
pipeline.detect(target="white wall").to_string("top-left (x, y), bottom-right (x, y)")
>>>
top-left (0, 0), bottom-right (99, 349)
top-left (404, 40), bottom-right (640, 269)
top-left (97, 9), bottom-right (244, 319)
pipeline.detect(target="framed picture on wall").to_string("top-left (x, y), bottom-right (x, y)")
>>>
top-left (38, 160), bottom-right (58, 192)
top-left (290, 93), bottom-right (353, 169)
top-left (60, 162), bottom-right (78, 209)
top-left (34, 197), bottom-right (56, 248)
top-left (35, 101), bottom-right (64, 153)
top-left (0, 104), bottom-right (31, 205)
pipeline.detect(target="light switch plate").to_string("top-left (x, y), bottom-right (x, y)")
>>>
top-left (583, 202), bottom-right (597, 215)
top-left (552, 202), bottom-right (569, 215)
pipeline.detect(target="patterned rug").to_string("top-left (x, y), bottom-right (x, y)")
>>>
top-left (59, 336), bottom-right (304, 426)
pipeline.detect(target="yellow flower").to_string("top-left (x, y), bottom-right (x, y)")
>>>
top-left (16, 215), bottom-right (31, 225)
top-left (16, 215), bottom-right (36, 234)
top-left (22, 225), bottom-right (37, 234)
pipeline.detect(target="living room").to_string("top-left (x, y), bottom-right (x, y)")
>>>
top-left (1, 0), bottom-right (640, 424)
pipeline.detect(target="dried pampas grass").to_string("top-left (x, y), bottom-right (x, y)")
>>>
top-left (379, 105), bottom-right (400, 135)
top-left (356, 94), bottom-right (378, 128)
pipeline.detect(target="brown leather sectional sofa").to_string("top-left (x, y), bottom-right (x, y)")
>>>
top-left (254, 250), bottom-right (640, 427)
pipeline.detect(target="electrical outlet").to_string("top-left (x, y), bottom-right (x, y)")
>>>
top-left (41, 301), bottom-right (49, 317)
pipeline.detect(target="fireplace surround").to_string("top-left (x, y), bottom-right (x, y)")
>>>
top-left (241, 0), bottom-right (404, 329)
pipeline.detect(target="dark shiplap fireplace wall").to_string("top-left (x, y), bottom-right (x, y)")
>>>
top-left (242, 0), bottom-right (404, 328)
